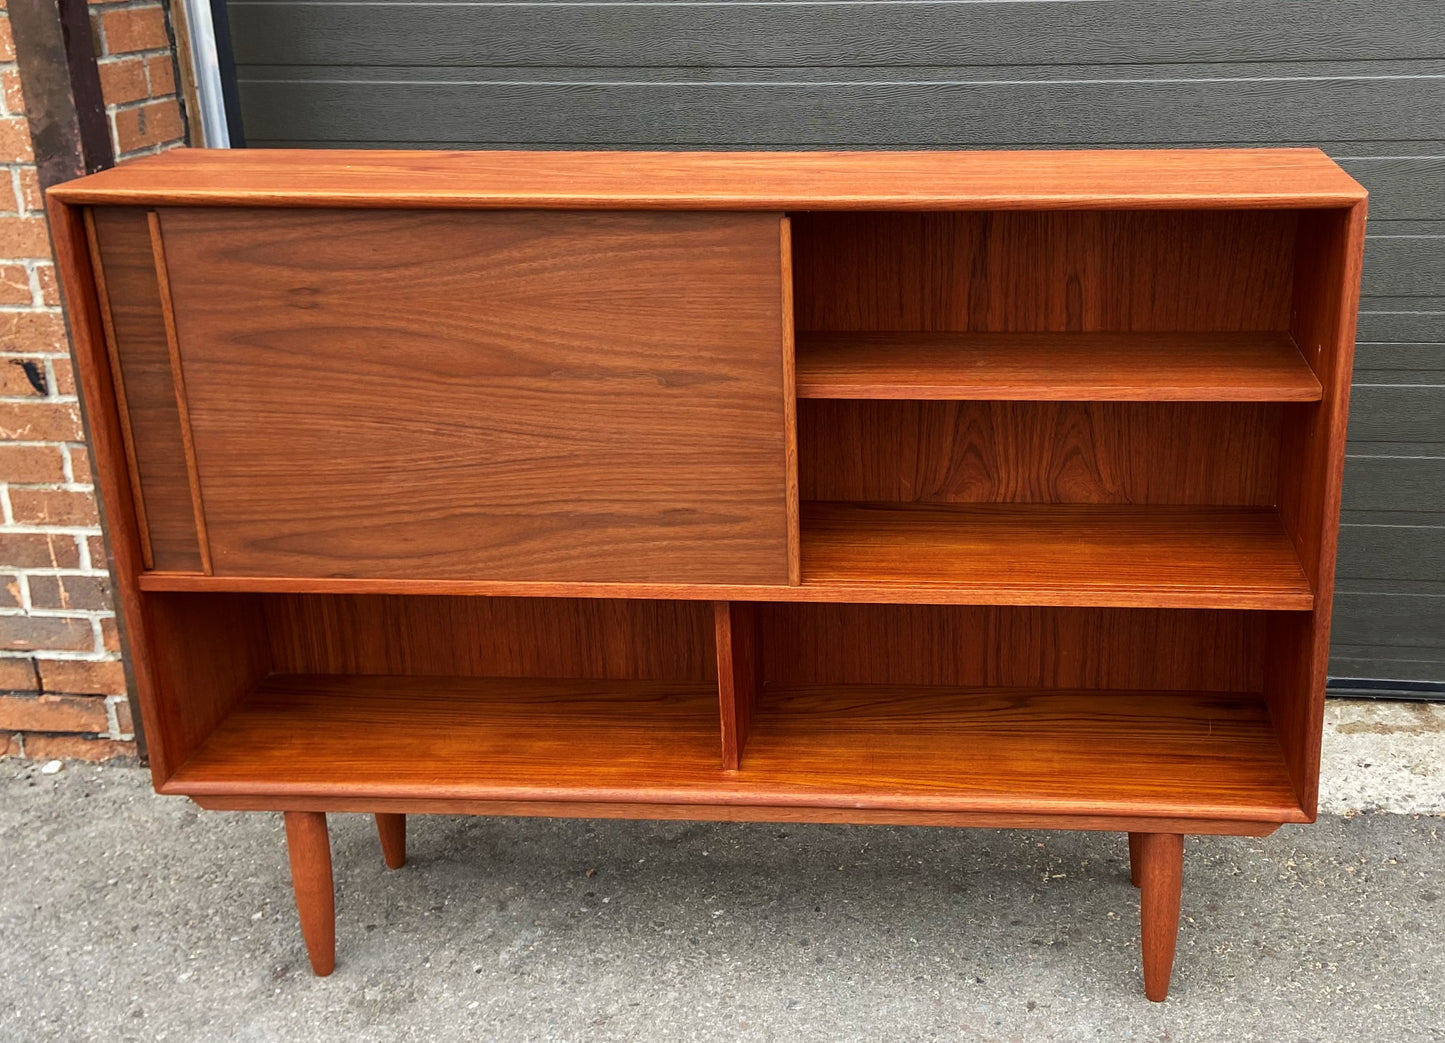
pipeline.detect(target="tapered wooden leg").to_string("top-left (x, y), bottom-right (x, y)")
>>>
top-left (1136, 832), bottom-right (1184, 1001)
top-left (375, 813), bottom-right (406, 869)
top-left (1127, 831), bottom-right (1144, 887)
top-left (284, 811), bottom-right (335, 976)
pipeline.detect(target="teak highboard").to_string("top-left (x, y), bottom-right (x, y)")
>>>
top-left (48, 148), bottom-right (1367, 1000)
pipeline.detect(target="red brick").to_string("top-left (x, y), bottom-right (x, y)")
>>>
top-left (0, 614), bottom-right (94, 652)
top-left (0, 692), bottom-right (108, 732)
top-left (0, 116), bottom-right (32, 162)
top-left (23, 734), bottom-right (135, 761)
top-left (0, 657), bottom-right (38, 691)
top-left (114, 98), bottom-right (182, 153)
top-left (0, 215), bottom-right (54, 261)
top-left (28, 574), bottom-right (111, 612)
top-left (53, 356), bottom-right (77, 396)
top-left (0, 730), bottom-right (18, 757)
top-left (1, 68), bottom-right (22, 114)
top-left (0, 173), bottom-right (16, 214)
top-left (0, 444), bottom-right (66, 483)
top-left (113, 694), bottom-right (133, 733)
top-left (99, 615), bottom-right (120, 652)
top-left (36, 264), bottom-right (58, 305)
top-left (0, 262), bottom-right (30, 304)
top-left (0, 310), bottom-right (66, 353)
top-left (37, 657), bottom-right (124, 695)
top-left (9, 447), bottom-right (68, 487)
top-left (0, 401), bottom-right (82, 441)
top-left (86, 535), bottom-right (107, 568)
top-left (0, 17), bottom-right (14, 62)
top-left (17, 167), bottom-right (40, 212)
top-left (66, 443), bottom-right (90, 482)
top-left (0, 356), bottom-right (49, 396)
top-left (99, 56), bottom-right (148, 106)
top-left (0, 573), bottom-right (19, 607)
top-left (145, 53), bottom-right (175, 96)
top-left (9, 488), bottom-right (99, 526)
top-left (0, 532), bottom-right (80, 569)
top-left (100, 6), bottom-right (169, 55)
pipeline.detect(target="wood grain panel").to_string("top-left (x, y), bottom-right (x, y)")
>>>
top-left (755, 604), bottom-right (1263, 693)
top-left (714, 601), bottom-right (760, 769)
top-left (801, 502), bottom-right (1312, 610)
top-left (86, 207), bottom-right (203, 572)
top-left (49, 148), bottom-right (1366, 212)
top-left (795, 331), bottom-right (1322, 401)
top-left (155, 207), bottom-right (791, 584)
top-left (1268, 201), bottom-right (1369, 814)
top-left (264, 595), bottom-right (716, 682)
top-left (800, 401), bottom-right (1281, 507)
top-left (163, 674), bottom-right (1304, 823)
top-left (792, 210), bottom-right (1298, 333)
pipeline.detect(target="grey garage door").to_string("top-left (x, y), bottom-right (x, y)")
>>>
top-left (222, 0), bottom-right (1445, 694)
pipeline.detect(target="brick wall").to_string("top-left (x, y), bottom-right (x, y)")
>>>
top-left (0, 0), bottom-right (188, 761)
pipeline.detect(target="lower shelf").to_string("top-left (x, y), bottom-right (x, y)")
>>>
top-left (167, 675), bottom-right (1304, 824)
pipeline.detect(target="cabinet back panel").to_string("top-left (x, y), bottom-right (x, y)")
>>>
top-left (154, 207), bottom-right (791, 584)
top-left (792, 210), bottom-right (1296, 333)
top-left (757, 603), bottom-right (1262, 693)
top-left (264, 595), bottom-right (717, 682)
top-left (88, 208), bottom-right (203, 572)
top-left (800, 400), bottom-right (1280, 506)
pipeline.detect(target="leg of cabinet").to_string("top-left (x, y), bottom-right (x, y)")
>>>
top-left (1135, 832), bottom-right (1185, 1001)
top-left (375, 813), bottom-right (407, 869)
top-left (283, 811), bottom-right (336, 976)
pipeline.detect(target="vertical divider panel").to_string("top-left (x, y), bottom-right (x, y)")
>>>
top-left (780, 216), bottom-right (801, 585)
top-left (714, 601), bottom-right (761, 769)
top-left (1268, 201), bottom-right (1369, 815)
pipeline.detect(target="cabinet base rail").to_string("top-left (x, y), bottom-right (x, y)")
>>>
top-left (282, 811), bottom-right (1189, 999)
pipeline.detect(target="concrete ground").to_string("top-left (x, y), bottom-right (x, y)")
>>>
top-left (1, 699), bottom-right (1442, 1042)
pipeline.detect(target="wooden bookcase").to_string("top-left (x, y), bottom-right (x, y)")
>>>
top-left (48, 149), bottom-right (1367, 999)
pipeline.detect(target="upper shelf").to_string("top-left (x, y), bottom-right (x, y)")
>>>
top-left (48, 148), bottom-right (1367, 211)
top-left (795, 331), bottom-right (1323, 402)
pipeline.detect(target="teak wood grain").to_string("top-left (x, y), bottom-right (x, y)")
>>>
top-left (714, 601), bottom-right (760, 769)
top-left (791, 210), bottom-right (1297, 334)
top-left (84, 207), bottom-right (203, 572)
top-left (163, 675), bottom-right (1304, 823)
top-left (800, 502), bottom-right (1313, 610)
top-left (48, 148), bottom-right (1367, 211)
top-left (799, 400), bottom-right (1281, 507)
top-left (152, 207), bottom-right (792, 584)
top-left (794, 331), bottom-right (1322, 401)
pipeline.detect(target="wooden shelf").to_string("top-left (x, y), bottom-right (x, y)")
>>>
top-left (164, 674), bottom-right (1303, 823)
top-left (801, 501), bottom-right (1313, 610)
top-left (795, 331), bottom-right (1323, 401)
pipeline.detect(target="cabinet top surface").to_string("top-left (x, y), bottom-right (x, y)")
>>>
top-left (49, 147), bottom-right (1366, 211)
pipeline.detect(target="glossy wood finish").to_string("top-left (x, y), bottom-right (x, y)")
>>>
top-left (755, 604), bottom-right (1263, 694)
top-left (795, 331), bottom-right (1322, 401)
top-left (283, 811), bottom-right (336, 976)
top-left (84, 207), bottom-right (203, 572)
top-left (1267, 202), bottom-right (1370, 816)
top-left (48, 148), bottom-right (1367, 211)
top-left (155, 207), bottom-right (791, 584)
top-left (1135, 832), bottom-right (1185, 1001)
top-left (714, 601), bottom-right (759, 769)
top-left (801, 502), bottom-right (1312, 610)
top-left (163, 675), bottom-right (1303, 823)
top-left (792, 210), bottom-right (1297, 333)
top-left (800, 401), bottom-right (1282, 507)
top-left (375, 813), bottom-right (406, 869)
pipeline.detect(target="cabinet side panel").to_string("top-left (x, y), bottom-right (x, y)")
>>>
top-left (156, 208), bottom-right (791, 585)
top-left (1269, 202), bottom-right (1368, 815)
top-left (263, 594), bottom-right (717, 682)
top-left (792, 210), bottom-right (1296, 333)
top-left (800, 400), bottom-right (1280, 506)
top-left (87, 207), bottom-right (204, 573)
top-left (757, 604), bottom-right (1263, 693)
